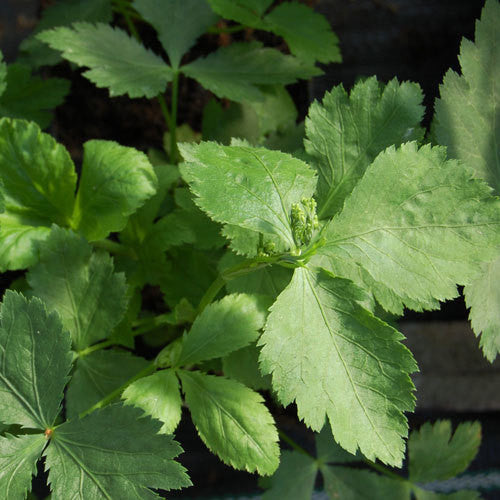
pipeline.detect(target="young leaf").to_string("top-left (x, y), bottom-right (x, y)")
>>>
top-left (207, 0), bottom-right (272, 28)
top-left (27, 227), bottom-right (128, 351)
top-left (182, 42), bottom-right (321, 103)
top-left (176, 293), bottom-right (269, 366)
top-left (71, 140), bottom-right (158, 241)
top-left (123, 369), bottom-right (183, 434)
top-left (66, 350), bottom-right (150, 418)
top-left (179, 370), bottom-right (279, 475)
top-left (259, 266), bottom-right (417, 466)
top-left (179, 142), bottom-right (317, 250)
top-left (0, 64), bottom-right (70, 128)
top-left (0, 433), bottom-right (47, 500)
top-left (133, 0), bottom-right (217, 69)
top-left (0, 291), bottom-right (72, 429)
top-left (262, 450), bottom-right (317, 500)
top-left (44, 404), bottom-right (191, 498)
top-left (305, 77), bottom-right (424, 218)
top-left (318, 143), bottom-right (500, 309)
top-left (38, 22), bottom-right (173, 98)
top-left (0, 119), bottom-right (76, 270)
top-left (408, 421), bottom-right (481, 483)
top-left (264, 1), bottom-right (341, 64)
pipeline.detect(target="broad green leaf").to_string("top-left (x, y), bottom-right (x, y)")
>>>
top-left (465, 255), bottom-right (500, 361)
top-left (45, 404), bottom-right (191, 498)
top-left (315, 425), bottom-right (359, 464)
top-left (182, 42), bottom-right (321, 103)
top-left (123, 369), bottom-right (182, 434)
top-left (434, 0), bottom-right (499, 194)
top-left (0, 119), bottom-right (76, 270)
top-left (321, 465), bottom-right (411, 500)
top-left (0, 64), bottom-right (69, 128)
top-left (179, 370), bottom-right (279, 474)
top-left (38, 22), bottom-right (173, 98)
top-left (179, 142), bottom-right (317, 250)
top-left (207, 0), bottom-right (272, 27)
top-left (222, 343), bottom-right (272, 391)
top-left (27, 227), bottom-right (128, 351)
top-left (318, 143), bottom-right (500, 309)
top-left (0, 433), bottom-right (46, 500)
top-left (305, 77), bottom-right (424, 218)
top-left (133, 0), bottom-right (217, 69)
top-left (71, 140), bottom-right (158, 241)
top-left (415, 489), bottom-right (481, 500)
top-left (262, 450), bottom-right (317, 500)
top-left (177, 293), bottom-right (269, 366)
top-left (0, 291), bottom-right (72, 429)
top-left (409, 421), bottom-right (481, 483)
top-left (0, 52), bottom-right (7, 97)
top-left (264, 1), bottom-right (341, 64)
top-left (66, 350), bottom-right (150, 418)
top-left (259, 267), bottom-right (417, 466)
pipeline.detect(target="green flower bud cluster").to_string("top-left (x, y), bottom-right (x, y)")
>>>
top-left (291, 197), bottom-right (319, 247)
top-left (257, 240), bottom-right (277, 257)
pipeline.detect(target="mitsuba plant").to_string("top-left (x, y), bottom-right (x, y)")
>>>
top-left (0, 0), bottom-right (497, 498)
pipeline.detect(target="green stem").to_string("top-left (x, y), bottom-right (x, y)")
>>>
top-left (363, 458), bottom-right (407, 483)
top-left (169, 72), bottom-right (180, 163)
top-left (91, 238), bottom-right (136, 258)
top-left (77, 340), bottom-right (114, 358)
top-left (132, 312), bottom-right (176, 336)
top-left (278, 429), bottom-right (312, 458)
top-left (207, 24), bottom-right (246, 34)
top-left (78, 362), bottom-right (156, 419)
top-left (157, 94), bottom-right (172, 130)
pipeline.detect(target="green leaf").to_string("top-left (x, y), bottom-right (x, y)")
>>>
top-left (177, 293), bottom-right (269, 366)
top-left (27, 227), bottom-right (128, 351)
top-left (262, 450), bottom-right (317, 500)
top-left (0, 433), bottom-right (46, 500)
top-left (207, 0), bottom-right (272, 28)
top-left (321, 465), bottom-right (411, 500)
top-left (71, 139), bottom-right (158, 241)
top-left (305, 77), bottom-right (424, 218)
top-left (315, 425), bottom-right (359, 464)
top-left (45, 404), bottom-right (191, 498)
top-left (465, 255), bottom-right (500, 362)
top-left (0, 119), bottom-right (76, 270)
top-left (38, 22), bottom-right (173, 98)
top-left (264, 1), bottom-right (341, 64)
top-left (0, 64), bottom-right (69, 128)
top-left (259, 266), bottom-right (417, 466)
top-left (409, 420), bottom-right (481, 483)
top-left (0, 291), bottom-right (72, 429)
top-left (123, 369), bottom-right (182, 434)
top-left (179, 141), bottom-right (317, 250)
top-left (414, 489), bottom-right (481, 500)
top-left (182, 42), bottom-right (321, 103)
top-left (66, 350), bottom-right (150, 418)
top-left (179, 370), bottom-right (279, 474)
top-left (318, 142), bottom-right (500, 309)
top-left (434, 0), bottom-right (499, 195)
top-left (133, 0), bottom-right (217, 69)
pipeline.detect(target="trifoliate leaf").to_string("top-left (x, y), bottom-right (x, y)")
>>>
top-left (179, 142), bottom-right (317, 250)
top-left (0, 64), bottom-right (69, 128)
top-left (264, 1), bottom-right (341, 64)
top-left (434, 0), bottom-right (499, 194)
top-left (262, 450), bottom-right (317, 500)
top-left (27, 227), bottom-right (128, 351)
top-left (177, 293), bottom-right (269, 366)
top-left (0, 291), bottom-right (72, 429)
top-left (305, 77), bottom-right (424, 218)
top-left (133, 0), bottom-right (217, 69)
top-left (179, 371), bottom-right (279, 474)
top-left (315, 425), bottom-right (359, 464)
top-left (318, 142), bottom-right (500, 309)
top-left (45, 404), bottom-right (191, 498)
top-left (0, 52), bottom-right (7, 97)
top-left (409, 421), bottom-right (481, 483)
top-left (259, 266), bottom-right (417, 466)
top-left (0, 433), bottom-right (46, 500)
top-left (38, 22), bottom-right (173, 98)
top-left (182, 42), bottom-right (321, 103)
top-left (321, 465), bottom-right (411, 500)
top-left (207, 0), bottom-right (272, 28)
top-left (66, 350), bottom-right (150, 418)
top-left (0, 119), bottom-right (76, 270)
top-left (71, 139), bottom-right (158, 241)
top-left (123, 369), bottom-right (182, 434)
top-left (464, 255), bottom-right (500, 362)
